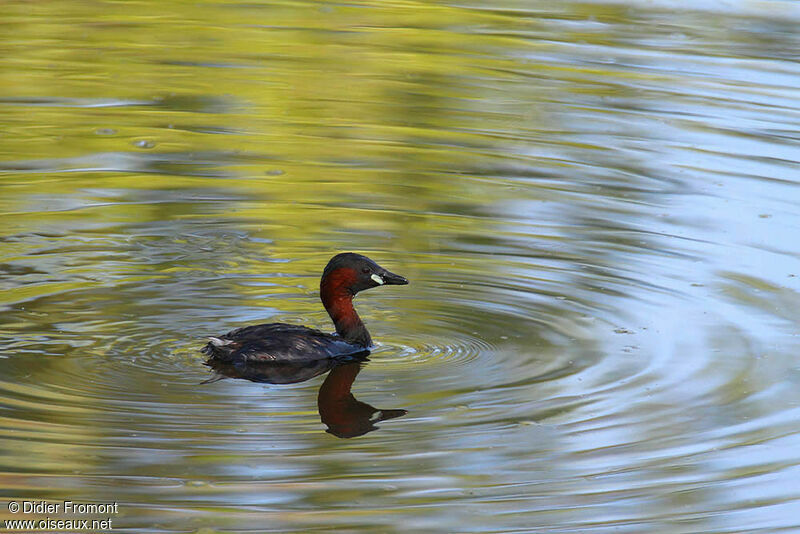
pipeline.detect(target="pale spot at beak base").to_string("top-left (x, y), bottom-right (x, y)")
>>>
top-left (371, 274), bottom-right (384, 285)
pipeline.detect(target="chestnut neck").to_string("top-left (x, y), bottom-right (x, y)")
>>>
top-left (320, 270), bottom-right (372, 347)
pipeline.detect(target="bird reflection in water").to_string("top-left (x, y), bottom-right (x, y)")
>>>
top-left (204, 354), bottom-right (407, 438)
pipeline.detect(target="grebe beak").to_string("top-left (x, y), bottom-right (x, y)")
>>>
top-left (379, 270), bottom-right (408, 286)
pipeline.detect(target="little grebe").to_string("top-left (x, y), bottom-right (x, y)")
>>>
top-left (202, 253), bottom-right (408, 363)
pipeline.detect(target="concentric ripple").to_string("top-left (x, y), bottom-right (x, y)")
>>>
top-left (372, 332), bottom-right (495, 366)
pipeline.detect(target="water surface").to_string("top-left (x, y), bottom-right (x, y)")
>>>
top-left (1, 1), bottom-right (800, 532)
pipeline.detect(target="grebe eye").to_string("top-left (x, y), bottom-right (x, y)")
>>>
top-left (362, 267), bottom-right (370, 274)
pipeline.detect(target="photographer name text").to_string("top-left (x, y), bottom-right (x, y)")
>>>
top-left (5, 501), bottom-right (119, 531)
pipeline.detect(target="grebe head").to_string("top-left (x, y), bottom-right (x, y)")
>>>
top-left (320, 253), bottom-right (407, 347)
top-left (321, 252), bottom-right (408, 295)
